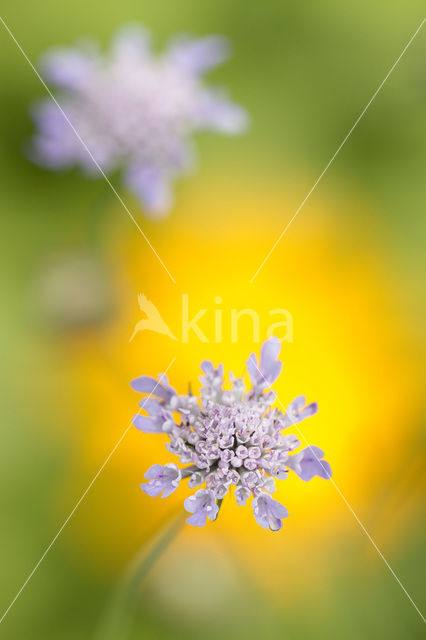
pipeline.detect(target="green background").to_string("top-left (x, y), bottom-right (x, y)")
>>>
top-left (0, 1), bottom-right (425, 638)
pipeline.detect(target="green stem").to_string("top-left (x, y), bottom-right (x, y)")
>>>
top-left (85, 184), bottom-right (115, 253)
top-left (93, 511), bottom-right (186, 640)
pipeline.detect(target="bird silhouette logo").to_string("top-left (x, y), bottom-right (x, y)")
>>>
top-left (129, 294), bottom-right (178, 342)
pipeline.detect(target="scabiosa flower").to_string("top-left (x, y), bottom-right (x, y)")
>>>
top-left (131, 338), bottom-right (332, 531)
top-left (30, 25), bottom-right (249, 217)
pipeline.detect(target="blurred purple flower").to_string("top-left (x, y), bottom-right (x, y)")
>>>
top-left (30, 25), bottom-right (249, 217)
top-left (131, 337), bottom-right (332, 531)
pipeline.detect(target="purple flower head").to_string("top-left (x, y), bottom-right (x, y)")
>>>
top-left (141, 463), bottom-right (181, 498)
top-left (30, 25), bottom-right (249, 217)
top-left (132, 337), bottom-right (331, 530)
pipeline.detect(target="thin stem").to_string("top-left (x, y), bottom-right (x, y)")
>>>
top-left (90, 182), bottom-right (121, 249)
top-left (93, 510), bottom-right (186, 640)
top-left (127, 512), bottom-right (186, 596)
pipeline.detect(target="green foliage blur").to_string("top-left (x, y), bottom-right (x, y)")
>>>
top-left (0, 1), bottom-right (425, 638)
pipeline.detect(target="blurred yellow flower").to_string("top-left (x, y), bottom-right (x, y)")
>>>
top-left (55, 180), bottom-right (423, 597)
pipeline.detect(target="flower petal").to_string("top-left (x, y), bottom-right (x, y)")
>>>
top-left (40, 47), bottom-right (97, 91)
top-left (246, 353), bottom-right (260, 385)
top-left (112, 25), bottom-right (151, 60)
top-left (287, 446), bottom-right (332, 481)
top-left (132, 414), bottom-right (163, 433)
top-left (140, 482), bottom-right (162, 497)
top-left (124, 163), bottom-right (173, 217)
top-left (196, 92), bottom-right (249, 134)
top-left (166, 35), bottom-right (230, 74)
top-left (130, 375), bottom-right (175, 401)
top-left (186, 511), bottom-right (208, 527)
top-left (260, 336), bottom-right (282, 383)
top-left (253, 494), bottom-right (288, 531)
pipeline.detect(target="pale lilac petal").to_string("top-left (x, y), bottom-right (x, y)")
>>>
top-left (252, 494), bottom-right (269, 529)
top-left (196, 92), bottom-right (249, 134)
top-left (199, 361), bottom-right (225, 403)
top-left (253, 494), bottom-right (288, 531)
top-left (31, 101), bottom-right (69, 137)
top-left (40, 48), bottom-right (96, 91)
top-left (157, 374), bottom-right (176, 397)
top-left (200, 361), bottom-right (224, 380)
top-left (112, 25), bottom-right (151, 60)
top-left (124, 163), bottom-right (173, 217)
top-left (30, 101), bottom-right (115, 175)
top-left (200, 361), bottom-right (215, 376)
top-left (160, 484), bottom-right (177, 499)
top-left (31, 135), bottom-right (74, 169)
top-left (290, 396), bottom-right (306, 410)
top-left (269, 499), bottom-right (289, 520)
top-left (298, 402), bottom-right (318, 419)
top-left (184, 489), bottom-right (218, 527)
top-left (130, 375), bottom-right (175, 401)
top-left (246, 353), bottom-right (260, 385)
top-left (247, 338), bottom-right (282, 392)
top-left (235, 486), bottom-right (251, 506)
top-left (144, 464), bottom-right (165, 479)
top-left (317, 459), bottom-right (332, 479)
top-left (252, 498), bottom-right (268, 529)
top-left (186, 511), bottom-right (208, 527)
top-left (30, 102), bottom-right (78, 169)
top-left (135, 398), bottom-right (175, 433)
top-left (141, 463), bottom-right (181, 498)
top-left (287, 446), bottom-right (332, 482)
top-left (269, 514), bottom-right (284, 531)
top-left (139, 398), bottom-right (162, 415)
top-left (261, 336), bottom-right (281, 362)
top-left (284, 396), bottom-right (318, 426)
top-left (260, 337), bottom-right (282, 384)
top-left (166, 35), bottom-right (229, 74)
top-left (183, 494), bottom-right (198, 514)
top-left (132, 414), bottom-right (163, 433)
top-left (140, 482), bottom-right (162, 497)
